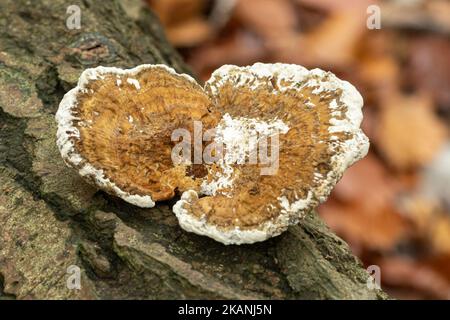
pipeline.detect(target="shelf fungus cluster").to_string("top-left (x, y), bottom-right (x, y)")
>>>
top-left (56, 63), bottom-right (369, 245)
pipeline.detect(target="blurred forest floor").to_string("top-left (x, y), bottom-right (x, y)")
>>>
top-left (145, 0), bottom-right (450, 299)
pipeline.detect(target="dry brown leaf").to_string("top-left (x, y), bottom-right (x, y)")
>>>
top-left (375, 94), bottom-right (447, 171)
top-left (166, 17), bottom-right (213, 47)
top-left (321, 156), bottom-right (414, 255)
top-left (147, 0), bottom-right (212, 47)
top-left (234, 0), bottom-right (298, 40)
top-left (359, 54), bottom-right (399, 102)
top-left (377, 257), bottom-right (450, 300)
top-left (147, 0), bottom-right (206, 26)
top-left (408, 36), bottom-right (450, 111)
top-left (400, 196), bottom-right (450, 255)
top-left (319, 201), bottom-right (410, 253)
top-left (278, 11), bottom-right (366, 68)
top-left (332, 154), bottom-right (398, 209)
top-left (186, 31), bottom-right (266, 81)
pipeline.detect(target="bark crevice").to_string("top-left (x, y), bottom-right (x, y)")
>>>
top-left (0, 0), bottom-right (388, 300)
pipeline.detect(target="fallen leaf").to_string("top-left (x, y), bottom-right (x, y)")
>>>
top-left (375, 93), bottom-right (447, 171)
top-left (332, 154), bottom-right (398, 208)
top-left (359, 53), bottom-right (399, 102)
top-left (319, 201), bottom-right (410, 253)
top-left (278, 11), bottom-right (366, 68)
top-left (400, 195), bottom-right (450, 255)
top-left (377, 257), bottom-right (450, 300)
top-left (408, 36), bottom-right (450, 111)
top-left (234, 0), bottom-right (298, 40)
top-left (186, 31), bottom-right (266, 81)
top-left (147, 0), bottom-right (206, 26)
top-left (166, 17), bottom-right (214, 47)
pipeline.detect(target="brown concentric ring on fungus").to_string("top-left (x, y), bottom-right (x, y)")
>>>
top-left (56, 65), bottom-right (220, 207)
top-left (173, 63), bottom-right (369, 244)
top-left (56, 63), bottom-right (369, 245)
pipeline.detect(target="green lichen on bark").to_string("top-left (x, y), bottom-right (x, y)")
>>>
top-left (0, 0), bottom-right (388, 300)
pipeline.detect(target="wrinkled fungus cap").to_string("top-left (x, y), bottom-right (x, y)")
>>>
top-left (56, 64), bottom-right (218, 208)
top-left (56, 63), bottom-right (369, 244)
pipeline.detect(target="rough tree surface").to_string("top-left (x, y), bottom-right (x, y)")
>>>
top-left (0, 0), bottom-right (387, 299)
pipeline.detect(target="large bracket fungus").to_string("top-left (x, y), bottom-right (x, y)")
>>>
top-left (56, 63), bottom-right (369, 245)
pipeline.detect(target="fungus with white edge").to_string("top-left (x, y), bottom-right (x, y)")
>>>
top-left (56, 63), bottom-right (369, 245)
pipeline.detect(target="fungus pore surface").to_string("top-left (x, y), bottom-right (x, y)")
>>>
top-left (56, 63), bottom-right (369, 244)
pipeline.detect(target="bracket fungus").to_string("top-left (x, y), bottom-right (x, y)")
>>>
top-left (56, 63), bottom-right (369, 245)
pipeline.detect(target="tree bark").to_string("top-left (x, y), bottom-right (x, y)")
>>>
top-left (0, 0), bottom-right (388, 300)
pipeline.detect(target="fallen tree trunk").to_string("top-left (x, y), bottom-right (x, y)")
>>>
top-left (0, 0), bottom-right (388, 299)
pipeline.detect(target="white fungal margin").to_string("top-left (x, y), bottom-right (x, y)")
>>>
top-left (55, 64), bottom-right (199, 208)
top-left (173, 190), bottom-right (289, 245)
top-left (56, 62), bottom-right (369, 244)
top-left (176, 62), bottom-right (370, 245)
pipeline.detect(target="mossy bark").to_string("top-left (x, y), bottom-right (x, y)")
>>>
top-left (0, 0), bottom-right (388, 300)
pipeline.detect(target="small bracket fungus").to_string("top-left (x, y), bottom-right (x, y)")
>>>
top-left (56, 63), bottom-right (369, 245)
